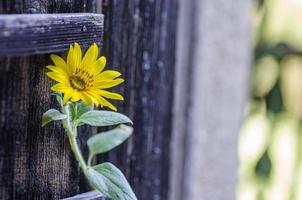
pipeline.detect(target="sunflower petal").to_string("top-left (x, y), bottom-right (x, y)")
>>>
top-left (67, 45), bottom-right (75, 75)
top-left (92, 56), bottom-right (107, 75)
top-left (50, 54), bottom-right (67, 72)
top-left (85, 91), bottom-right (104, 107)
top-left (47, 65), bottom-right (69, 77)
top-left (51, 83), bottom-right (69, 93)
top-left (63, 89), bottom-right (73, 104)
top-left (99, 96), bottom-right (117, 111)
top-left (73, 42), bottom-right (82, 68)
top-left (71, 91), bottom-right (81, 102)
top-left (98, 90), bottom-right (124, 100)
top-left (47, 72), bottom-right (69, 84)
top-left (94, 78), bottom-right (124, 89)
top-left (83, 92), bottom-right (98, 106)
top-left (95, 70), bottom-right (122, 81)
top-left (80, 43), bottom-right (98, 70)
top-left (81, 91), bottom-right (94, 106)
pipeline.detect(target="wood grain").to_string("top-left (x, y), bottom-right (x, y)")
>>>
top-left (99, 0), bottom-right (178, 200)
top-left (170, 0), bottom-right (251, 199)
top-left (0, 0), bottom-right (179, 199)
top-left (62, 190), bottom-right (105, 200)
top-left (0, 1), bottom-right (97, 199)
top-left (0, 13), bottom-right (104, 56)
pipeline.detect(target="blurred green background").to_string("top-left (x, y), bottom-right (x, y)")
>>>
top-left (238, 0), bottom-right (302, 199)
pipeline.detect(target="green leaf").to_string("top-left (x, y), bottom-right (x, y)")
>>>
top-left (88, 125), bottom-right (133, 156)
top-left (73, 101), bottom-right (92, 121)
top-left (42, 109), bottom-right (67, 127)
top-left (86, 162), bottom-right (137, 200)
top-left (76, 111), bottom-right (132, 127)
top-left (255, 150), bottom-right (271, 181)
top-left (51, 92), bottom-right (63, 106)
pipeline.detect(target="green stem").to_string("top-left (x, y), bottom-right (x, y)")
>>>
top-left (88, 154), bottom-right (93, 166)
top-left (69, 134), bottom-right (87, 171)
top-left (62, 103), bottom-right (87, 172)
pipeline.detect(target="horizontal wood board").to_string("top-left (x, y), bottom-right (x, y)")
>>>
top-left (0, 13), bottom-right (103, 56)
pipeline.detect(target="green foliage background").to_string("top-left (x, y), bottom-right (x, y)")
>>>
top-left (238, 0), bottom-right (302, 199)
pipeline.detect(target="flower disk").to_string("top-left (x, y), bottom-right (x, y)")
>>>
top-left (47, 43), bottom-right (124, 111)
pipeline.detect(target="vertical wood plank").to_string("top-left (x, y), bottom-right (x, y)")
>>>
top-left (0, 1), bottom-right (97, 199)
top-left (100, 0), bottom-right (178, 199)
top-left (169, 0), bottom-right (251, 200)
top-left (0, 55), bottom-right (81, 199)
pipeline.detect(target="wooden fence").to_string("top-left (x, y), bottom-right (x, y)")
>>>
top-left (0, 0), bottom-right (251, 200)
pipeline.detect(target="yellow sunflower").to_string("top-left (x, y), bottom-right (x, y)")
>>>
top-left (46, 42), bottom-right (124, 111)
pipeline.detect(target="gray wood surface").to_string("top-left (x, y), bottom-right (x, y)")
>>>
top-left (169, 0), bottom-right (251, 200)
top-left (0, 13), bottom-right (103, 56)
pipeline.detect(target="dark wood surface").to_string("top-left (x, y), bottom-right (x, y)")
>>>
top-left (0, 0), bottom-right (178, 199)
top-left (0, 1), bottom-right (98, 199)
top-left (0, 13), bottom-right (103, 56)
top-left (100, 0), bottom-right (178, 200)
top-left (62, 191), bottom-right (105, 200)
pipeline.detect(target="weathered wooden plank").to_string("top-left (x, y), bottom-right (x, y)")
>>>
top-left (0, 13), bottom-right (103, 56)
top-left (0, 1), bottom-right (98, 200)
top-left (0, 0), bottom-right (178, 199)
top-left (100, 0), bottom-right (178, 199)
top-left (169, 0), bottom-right (251, 200)
top-left (62, 191), bottom-right (106, 200)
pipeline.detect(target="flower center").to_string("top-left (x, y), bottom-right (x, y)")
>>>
top-left (70, 76), bottom-right (86, 91)
top-left (69, 68), bottom-right (94, 91)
